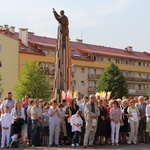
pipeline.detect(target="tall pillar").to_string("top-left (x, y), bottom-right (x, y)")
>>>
top-left (52, 8), bottom-right (72, 102)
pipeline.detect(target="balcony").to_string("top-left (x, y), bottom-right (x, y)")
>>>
top-left (88, 87), bottom-right (96, 92)
top-left (126, 77), bottom-right (150, 83)
top-left (136, 89), bottom-right (147, 94)
top-left (128, 89), bottom-right (147, 95)
top-left (88, 74), bottom-right (101, 80)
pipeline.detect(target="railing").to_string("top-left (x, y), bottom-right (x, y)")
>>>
top-left (136, 89), bottom-right (147, 94)
top-left (126, 77), bottom-right (150, 82)
top-left (128, 89), bottom-right (147, 95)
top-left (88, 87), bottom-right (96, 92)
top-left (88, 74), bottom-right (101, 80)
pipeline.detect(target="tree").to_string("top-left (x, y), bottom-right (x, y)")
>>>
top-left (14, 61), bottom-right (52, 100)
top-left (96, 62), bottom-right (128, 99)
top-left (148, 85), bottom-right (150, 98)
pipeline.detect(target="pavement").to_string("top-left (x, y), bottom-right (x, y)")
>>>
top-left (4, 143), bottom-right (150, 150)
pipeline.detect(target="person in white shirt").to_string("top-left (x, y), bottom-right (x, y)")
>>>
top-left (48, 99), bottom-right (61, 147)
top-left (76, 92), bottom-right (83, 106)
top-left (70, 110), bottom-right (83, 147)
top-left (11, 101), bottom-right (25, 135)
top-left (1, 106), bottom-right (12, 148)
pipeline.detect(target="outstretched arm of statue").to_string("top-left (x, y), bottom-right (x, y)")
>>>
top-left (52, 8), bottom-right (61, 22)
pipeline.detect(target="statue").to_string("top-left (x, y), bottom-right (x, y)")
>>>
top-left (53, 8), bottom-right (69, 48)
top-left (52, 8), bottom-right (72, 102)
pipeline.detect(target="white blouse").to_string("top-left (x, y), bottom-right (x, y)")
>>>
top-left (146, 104), bottom-right (150, 121)
top-left (11, 108), bottom-right (25, 123)
top-left (70, 114), bottom-right (83, 132)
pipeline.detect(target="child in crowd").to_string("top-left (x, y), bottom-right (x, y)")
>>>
top-left (70, 110), bottom-right (83, 147)
top-left (42, 106), bottom-right (49, 146)
top-left (9, 134), bottom-right (21, 148)
top-left (1, 106), bottom-right (12, 148)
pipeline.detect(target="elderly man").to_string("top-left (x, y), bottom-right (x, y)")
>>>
top-left (83, 94), bottom-right (100, 148)
top-left (79, 96), bottom-right (89, 146)
top-left (30, 98), bottom-right (43, 147)
top-left (136, 96), bottom-right (148, 143)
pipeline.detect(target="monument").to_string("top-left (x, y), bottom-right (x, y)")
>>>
top-left (52, 8), bottom-right (72, 102)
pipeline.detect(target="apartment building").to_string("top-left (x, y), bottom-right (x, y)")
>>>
top-left (0, 25), bottom-right (150, 98)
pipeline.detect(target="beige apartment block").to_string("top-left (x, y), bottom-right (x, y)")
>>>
top-left (0, 25), bottom-right (150, 99)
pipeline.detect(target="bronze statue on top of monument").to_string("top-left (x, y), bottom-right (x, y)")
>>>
top-left (53, 8), bottom-right (69, 48)
top-left (52, 8), bottom-right (72, 102)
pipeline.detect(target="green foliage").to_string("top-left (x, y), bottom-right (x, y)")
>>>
top-left (96, 62), bottom-right (128, 99)
top-left (148, 85), bottom-right (150, 98)
top-left (14, 61), bottom-right (52, 100)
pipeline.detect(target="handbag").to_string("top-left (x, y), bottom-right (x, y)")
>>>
top-left (15, 118), bottom-right (25, 125)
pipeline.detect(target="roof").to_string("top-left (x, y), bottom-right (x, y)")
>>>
top-left (0, 29), bottom-right (150, 62)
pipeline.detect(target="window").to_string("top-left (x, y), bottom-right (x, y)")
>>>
top-left (108, 58), bottom-right (111, 62)
top-left (42, 63), bottom-right (49, 70)
top-left (0, 61), bottom-right (2, 67)
top-left (97, 56), bottom-right (103, 62)
top-left (81, 81), bottom-right (84, 87)
top-left (22, 61), bottom-right (27, 67)
top-left (121, 59), bottom-right (128, 64)
top-left (146, 63), bottom-right (149, 67)
top-left (72, 80), bottom-right (76, 86)
top-left (52, 65), bottom-right (55, 71)
top-left (115, 59), bottom-right (120, 64)
top-left (89, 68), bottom-right (96, 74)
top-left (130, 72), bottom-right (135, 77)
top-left (122, 71), bottom-right (127, 77)
top-left (88, 81), bottom-right (96, 87)
top-left (144, 85), bottom-right (147, 90)
top-left (129, 60), bottom-right (135, 65)
top-left (52, 51), bottom-right (56, 56)
top-left (138, 85), bottom-right (141, 90)
top-left (0, 45), bottom-right (2, 52)
top-left (72, 66), bottom-right (76, 73)
top-left (138, 73), bottom-right (141, 78)
top-left (42, 50), bottom-right (49, 56)
top-left (100, 69), bottom-right (103, 75)
top-left (130, 84), bottom-right (135, 89)
top-left (91, 56), bottom-right (96, 61)
top-left (81, 68), bottom-right (84, 73)
top-left (128, 84), bottom-right (135, 89)
top-left (138, 62), bottom-right (141, 66)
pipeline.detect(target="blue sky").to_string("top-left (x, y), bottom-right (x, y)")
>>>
top-left (1, 0), bottom-right (150, 53)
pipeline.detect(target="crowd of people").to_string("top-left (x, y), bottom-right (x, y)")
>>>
top-left (0, 92), bottom-right (150, 148)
